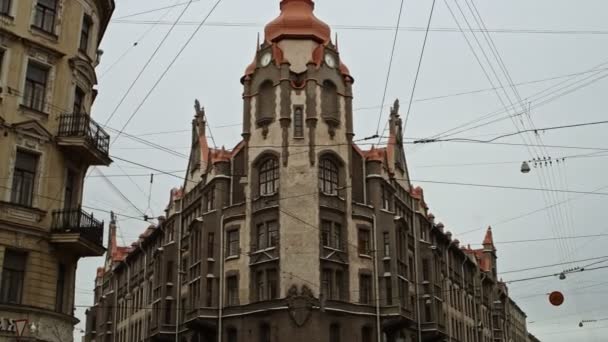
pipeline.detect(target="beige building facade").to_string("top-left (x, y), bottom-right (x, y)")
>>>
top-left (0, 0), bottom-right (114, 340)
top-left (85, 1), bottom-right (538, 341)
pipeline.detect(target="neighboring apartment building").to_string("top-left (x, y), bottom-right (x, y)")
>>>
top-left (85, 1), bottom-right (538, 341)
top-left (0, 0), bottom-right (114, 340)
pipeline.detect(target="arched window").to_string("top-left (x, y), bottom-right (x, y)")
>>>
top-left (319, 158), bottom-right (339, 195)
top-left (259, 157), bottom-right (279, 195)
top-left (257, 80), bottom-right (275, 121)
top-left (322, 80), bottom-right (339, 119)
top-left (330, 323), bottom-right (341, 342)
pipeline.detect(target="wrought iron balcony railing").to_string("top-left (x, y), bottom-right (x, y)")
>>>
top-left (57, 114), bottom-right (110, 157)
top-left (51, 207), bottom-right (104, 247)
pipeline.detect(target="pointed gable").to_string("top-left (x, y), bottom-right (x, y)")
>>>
top-left (12, 120), bottom-right (53, 142)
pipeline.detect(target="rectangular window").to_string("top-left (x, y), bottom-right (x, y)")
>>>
top-left (321, 220), bottom-right (331, 247)
top-left (73, 87), bottom-right (85, 113)
top-left (206, 278), bottom-right (213, 307)
top-left (359, 274), bottom-right (372, 304)
top-left (381, 185), bottom-right (391, 211)
top-left (267, 221), bottom-right (278, 248)
top-left (80, 15), bottom-right (92, 52)
top-left (321, 269), bottom-right (331, 300)
top-left (256, 270), bottom-right (265, 301)
top-left (164, 300), bottom-right (172, 324)
top-left (333, 223), bottom-right (342, 250)
top-left (55, 263), bottom-right (66, 312)
top-left (226, 229), bottom-right (239, 257)
top-left (0, 0), bottom-right (10, 15)
top-left (256, 221), bottom-right (278, 250)
top-left (205, 185), bottom-right (215, 212)
top-left (267, 269), bottom-right (278, 299)
top-left (256, 223), bottom-right (265, 250)
top-left (422, 259), bottom-right (430, 281)
top-left (226, 276), bottom-right (238, 306)
top-left (11, 150), bottom-right (38, 207)
top-left (385, 277), bottom-right (392, 305)
top-left (207, 232), bottom-right (215, 258)
top-left (23, 62), bottom-right (48, 112)
top-left (64, 169), bottom-right (77, 209)
top-left (33, 0), bottom-right (57, 33)
top-left (383, 232), bottom-right (390, 256)
top-left (358, 228), bottom-right (370, 255)
top-left (293, 106), bottom-right (304, 138)
top-left (334, 270), bottom-right (343, 300)
top-left (0, 250), bottom-right (26, 304)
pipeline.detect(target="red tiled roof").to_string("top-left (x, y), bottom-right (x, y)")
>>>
top-left (265, 0), bottom-right (331, 44)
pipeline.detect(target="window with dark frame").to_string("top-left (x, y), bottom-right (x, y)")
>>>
top-left (164, 300), bottom-right (172, 324)
top-left (11, 150), bottom-right (38, 207)
top-left (319, 158), bottom-right (339, 195)
top-left (0, 0), bottom-right (10, 16)
top-left (255, 268), bottom-right (278, 301)
top-left (73, 87), bottom-right (85, 113)
top-left (383, 232), bottom-right (390, 257)
top-left (63, 169), bottom-right (77, 209)
top-left (321, 269), bottom-right (331, 300)
top-left (226, 229), bottom-right (239, 257)
top-left (80, 15), bottom-right (92, 52)
top-left (55, 263), bottom-right (66, 312)
top-left (385, 277), bottom-right (393, 305)
top-left (33, 0), bottom-right (57, 33)
top-left (206, 278), bottom-right (213, 307)
top-left (259, 323), bottom-right (271, 342)
top-left (358, 228), bottom-right (371, 255)
top-left (23, 62), bottom-right (48, 112)
top-left (359, 274), bottom-right (372, 304)
top-left (256, 220), bottom-right (278, 250)
top-left (321, 220), bottom-right (343, 250)
top-left (226, 275), bottom-right (238, 306)
top-left (381, 185), bottom-right (392, 211)
top-left (293, 106), bottom-right (304, 138)
top-left (0, 250), bottom-right (26, 304)
top-left (361, 326), bottom-right (373, 342)
top-left (259, 157), bottom-right (279, 196)
top-left (205, 185), bottom-right (215, 212)
top-left (329, 323), bottom-right (341, 342)
top-left (207, 232), bottom-right (215, 258)
top-left (227, 328), bottom-right (238, 342)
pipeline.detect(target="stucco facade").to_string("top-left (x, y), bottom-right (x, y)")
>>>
top-left (85, 1), bottom-right (538, 342)
top-left (0, 0), bottom-right (114, 340)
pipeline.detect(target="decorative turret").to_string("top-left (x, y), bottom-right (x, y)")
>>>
top-left (264, 0), bottom-right (331, 44)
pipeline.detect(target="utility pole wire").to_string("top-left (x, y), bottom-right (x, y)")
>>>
top-left (402, 0), bottom-right (437, 134)
top-left (110, 0), bottom-right (224, 146)
top-left (374, 0), bottom-right (407, 135)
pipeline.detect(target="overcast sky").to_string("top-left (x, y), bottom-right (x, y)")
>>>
top-left (75, 1), bottom-right (608, 340)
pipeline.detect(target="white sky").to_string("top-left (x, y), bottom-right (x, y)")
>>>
top-left (75, 1), bottom-right (608, 340)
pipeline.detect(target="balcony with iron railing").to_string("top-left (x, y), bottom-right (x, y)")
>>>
top-left (56, 114), bottom-right (112, 166)
top-left (50, 207), bottom-right (105, 256)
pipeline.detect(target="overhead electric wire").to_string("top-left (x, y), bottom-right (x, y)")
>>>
top-left (414, 119), bottom-right (608, 144)
top-left (109, 20), bottom-right (608, 36)
top-left (401, 0), bottom-right (437, 135)
top-left (110, 0), bottom-right (224, 146)
top-left (102, 0), bottom-right (196, 128)
top-left (114, 0), bottom-right (202, 20)
top-left (99, 0), bottom-right (182, 80)
top-left (374, 0), bottom-right (407, 136)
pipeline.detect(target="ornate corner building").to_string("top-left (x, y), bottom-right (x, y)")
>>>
top-left (0, 0), bottom-right (114, 340)
top-left (85, 1), bottom-right (538, 341)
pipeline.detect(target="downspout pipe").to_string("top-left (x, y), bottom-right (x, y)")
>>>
top-left (446, 243), bottom-right (452, 340)
top-left (372, 214), bottom-right (381, 342)
top-left (411, 197), bottom-right (422, 342)
top-left (175, 199), bottom-right (183, 342)
top-left (218, 214), bottom-right (225, 342)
